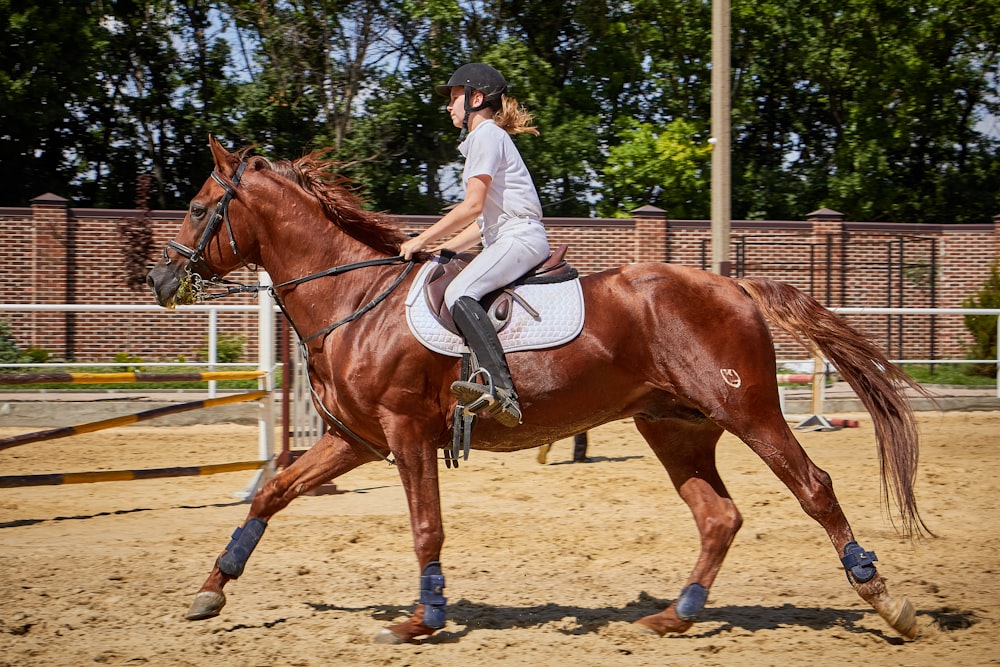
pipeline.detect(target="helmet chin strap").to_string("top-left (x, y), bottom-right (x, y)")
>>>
top-left (460, 87), bottom-right (493, 139)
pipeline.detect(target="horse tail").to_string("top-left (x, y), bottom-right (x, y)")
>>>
top-left (735, 277), bottom-right (933, 539)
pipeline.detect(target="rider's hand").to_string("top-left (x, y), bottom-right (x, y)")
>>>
top-left (400, 236), bottom-right (425, 260)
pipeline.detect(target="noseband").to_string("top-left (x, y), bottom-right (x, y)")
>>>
top-left (165, 159), bottom-right (250, 267)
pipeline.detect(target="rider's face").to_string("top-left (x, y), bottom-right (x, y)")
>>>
top-left (446, 87), bottom-right (484, 129)
top-left (447, 87), bottom-right (465, 128)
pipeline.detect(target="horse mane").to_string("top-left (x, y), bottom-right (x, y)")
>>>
top-left (246, 151), bottom-right (409, 256)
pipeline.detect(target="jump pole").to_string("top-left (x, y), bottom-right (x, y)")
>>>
top-left (0, 460), bottom-right (267, 489)
top-left (0, 370), bottom-right (265, 385)
top-left (0, 390), bottom-right (268, 451)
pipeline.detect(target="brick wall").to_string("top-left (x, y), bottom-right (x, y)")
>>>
top-left (1, 195), bottom-right (997, 365)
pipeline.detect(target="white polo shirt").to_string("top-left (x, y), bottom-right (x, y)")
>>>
top-left (459, 120), bottom-right (544, 246)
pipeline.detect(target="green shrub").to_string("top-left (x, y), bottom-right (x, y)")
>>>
top-left (199, 333), bottom-right (246, 364)
top-left (0, 319), bottom-right (25, 364)
top-left (23, 346), bottom-right (52, 363)
top-left (962, 260), bottom-right (1000, 377)
top-left (114, 352), bottom-right (144, 372)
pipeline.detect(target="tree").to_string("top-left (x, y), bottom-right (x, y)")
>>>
top-left (0, 1), bottom-right (102, 204)
top-left (601, 117), bottom-right (711, 218)
top-left (1, 0), bottom-right (998, 224)
top-left (731, 0), bottom-right (1000, 223)
top-left (81, 0), bottom-right (239, 208)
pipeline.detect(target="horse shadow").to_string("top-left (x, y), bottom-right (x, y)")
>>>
top-left (0, 500), bottom-right (245, 528)
top-left (303, 591), bottom-right (936, 644)
top-left (546, 454), bottom-right (645, 466)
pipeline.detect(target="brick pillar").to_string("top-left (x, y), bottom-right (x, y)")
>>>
top-left (631, 204), bottom-right (667, 264)
top-left (806, 208), bottom-right (845, 306)
top-left (806, 207), bottom-right (845, 236)
top-left (30, 192), bottom-right (72, 359)
top-left (992, 214), bottom-right (1000, 265)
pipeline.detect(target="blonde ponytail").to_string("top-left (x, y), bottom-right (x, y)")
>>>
top-left (493, 95), bottom-right (540, 136)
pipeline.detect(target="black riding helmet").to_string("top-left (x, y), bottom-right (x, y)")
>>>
top-left (435, 63), bottom-right (507, 133)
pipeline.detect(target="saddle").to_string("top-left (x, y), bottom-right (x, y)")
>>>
top-left (422, 244), bottom-right (578, 335)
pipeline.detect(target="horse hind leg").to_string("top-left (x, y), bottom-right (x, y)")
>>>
top-left (632, 416), bottom-right (743, 636)
top-left (186, 431), bottom-right (380, 621)
top-left (733, 413), bottom-right (918, 638)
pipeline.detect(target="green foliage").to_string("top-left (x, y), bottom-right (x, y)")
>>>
top-left (902, 364), bottom-right (995, 387)
top-left (600, 118), bottom-right (711, 218)
top-left (0, 320), bottom-right (25, 364)
top-left (730, 0), bottom-right (1000, 223)
top-left (22, 347), bottom-right (52, 364)
top-left (962, 262), bottom-right (1000, 377)
top-left (114, 352), bottom-right (144, 372)
top-left (0, 323), bottom-right (49, 365)
top-left (1, 0), bottom-right (998, 223)
top-left (199, 334), bottom-right (246, 364)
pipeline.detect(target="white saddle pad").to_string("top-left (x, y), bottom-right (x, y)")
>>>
top-left (404, 260), bottom-right (585, 357)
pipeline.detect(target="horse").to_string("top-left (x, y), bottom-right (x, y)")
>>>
top-left (146, 137), bottom-right (930, 644)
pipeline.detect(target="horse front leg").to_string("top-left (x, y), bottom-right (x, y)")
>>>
top-left (633, 417), bottom-right (742, 636)
top-left (186, 431), bottom-right (379, 620)
top-left (373, 439), bottom-right (446, 644)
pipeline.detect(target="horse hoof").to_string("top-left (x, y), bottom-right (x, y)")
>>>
top-left (883, 597), bottom-right (918, 639)
top-left (185, 591), bottom-right (226, 620)
top-left (372, 628), bottom-right (408, 645)
top-left (631, 621), bottom-right (662, 637)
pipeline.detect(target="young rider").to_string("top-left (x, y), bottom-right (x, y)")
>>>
top-left (400, 63), bottom-right (549, 427)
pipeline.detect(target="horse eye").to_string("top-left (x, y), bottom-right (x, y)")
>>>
top-left (190, 202), bottom-right (207, 220)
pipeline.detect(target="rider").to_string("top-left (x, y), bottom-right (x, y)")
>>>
top-left (400, 63), bottom-right (549, 427)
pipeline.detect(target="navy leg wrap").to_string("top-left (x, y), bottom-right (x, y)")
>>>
top-left (674, 583), bottom-right (709, 621)
top-left (217, 517), bottom-right (267, 578)
top-left (419, 561), bottom-right (447, 629)
top-left (840, 540), bottom-right (878, 583)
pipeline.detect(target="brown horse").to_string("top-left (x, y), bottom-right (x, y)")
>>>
top-left (147, 137), bottom-right (929, 644)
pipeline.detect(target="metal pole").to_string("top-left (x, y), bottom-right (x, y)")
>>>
top-left (208, 309), bottom-right (218, 398)
top-left (238, 271), bottom-right (276, 500)
top-left (711, 0), bottom-right (731, 277)
top-left (257, 272), bottom-right (275, 478)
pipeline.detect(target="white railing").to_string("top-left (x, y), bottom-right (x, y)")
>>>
top-left (0, 302), bottom-right (279, 396)
top-left (3, 303), bottom-right (998, 400)
top-left (776, 307), bottom-right (1000, 398)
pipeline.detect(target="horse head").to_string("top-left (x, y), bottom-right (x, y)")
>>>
top-left (147, 137), bottom-right (412, 309)
top-left (146, 136), bottom-right (258, 308)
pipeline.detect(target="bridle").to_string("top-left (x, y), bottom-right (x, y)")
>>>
top-left (160, 156), bottom-right (415, 465)
top-left (165, 160), bottom-right (250, 269)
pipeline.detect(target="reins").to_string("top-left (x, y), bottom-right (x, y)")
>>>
top-left (230, 259), bottom-right (415, 467)
top-left (270, 257), bottom-right (415, 467)
top-left (162, 157), bottom-right (416, 466)
top-left (272, 257), bottom-right (415, 345)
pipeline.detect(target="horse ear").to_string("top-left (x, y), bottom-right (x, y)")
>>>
top-left (208, 135), bottom-right (236, 177)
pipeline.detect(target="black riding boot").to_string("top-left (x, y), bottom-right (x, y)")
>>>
top-left (450, 296), bottom-right (522, 427)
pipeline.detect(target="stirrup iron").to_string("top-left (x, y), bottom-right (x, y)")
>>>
top-left (452, 367), bottom-right (497, 415)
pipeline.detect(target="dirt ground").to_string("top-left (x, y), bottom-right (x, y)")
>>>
top-left (0, 410), bottom-right (997, 666)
